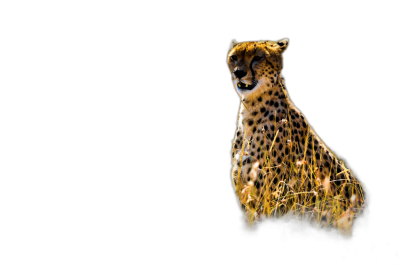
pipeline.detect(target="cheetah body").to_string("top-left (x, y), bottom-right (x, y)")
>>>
top-left (227, 39), bottom-right (365, 229)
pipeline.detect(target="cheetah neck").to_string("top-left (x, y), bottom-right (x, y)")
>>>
top-left (240, 80), bottom-right (289, 120)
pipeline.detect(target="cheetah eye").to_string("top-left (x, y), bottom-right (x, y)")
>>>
top-left (230, 55), bottom-right (237, 61)
top-left (253, 56), bottom-right (263, 62)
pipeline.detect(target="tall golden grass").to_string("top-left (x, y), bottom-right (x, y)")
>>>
top-left (233, 102), bottom-right (365, 234)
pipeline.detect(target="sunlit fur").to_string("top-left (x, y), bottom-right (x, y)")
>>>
top-left (227, 39), bottom-right (288, 99)
top-left (228, 39), bottom-right (365, 233)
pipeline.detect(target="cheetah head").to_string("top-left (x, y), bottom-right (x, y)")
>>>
top-left (227, 38), bottom-right (289, 98)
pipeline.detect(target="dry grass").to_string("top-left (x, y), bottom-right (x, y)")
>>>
top-left (233, 123), bottom-right (365, 234)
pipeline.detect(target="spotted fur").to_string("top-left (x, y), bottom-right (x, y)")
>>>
top-left (228, 39), bottom-right (365, 229)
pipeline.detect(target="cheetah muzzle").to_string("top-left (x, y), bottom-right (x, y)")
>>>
top-left (237, 80), bottom-right (258, 90)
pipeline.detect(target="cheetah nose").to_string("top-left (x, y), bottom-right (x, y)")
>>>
top-left (234, 69), bottom-right (247, 79)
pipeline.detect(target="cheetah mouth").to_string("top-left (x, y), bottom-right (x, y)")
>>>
top-left (237, 81), bottom-right (257, 90)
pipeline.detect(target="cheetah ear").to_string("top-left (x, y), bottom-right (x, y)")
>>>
top-left (274, 38), bottom-right (289, 53)
top-left (230, 39), bottom-right (238, 49)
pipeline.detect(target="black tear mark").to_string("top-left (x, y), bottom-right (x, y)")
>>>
top-left (249, 56), bottom-right (258, 77)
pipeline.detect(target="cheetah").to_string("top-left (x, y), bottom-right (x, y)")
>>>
top-left (227, 38), bottom-right (365, 232)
